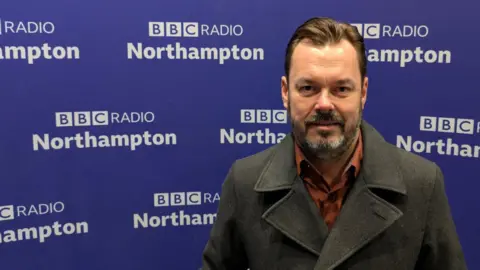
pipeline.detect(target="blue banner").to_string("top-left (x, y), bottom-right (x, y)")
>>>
top-left (0, 0), bottom-right (477, 269)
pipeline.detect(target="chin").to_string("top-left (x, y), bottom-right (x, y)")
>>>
top-left (308, 134), bottom-right (341, 145)
top-left (311, 129), bottom-right (340, 139)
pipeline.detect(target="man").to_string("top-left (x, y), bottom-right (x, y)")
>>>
top-left (202, 17), bottom-right (467, 270)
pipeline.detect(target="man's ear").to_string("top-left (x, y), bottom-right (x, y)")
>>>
top-left (361, 77), bottom-right (368, 109)
top-left (281, 76), bottom-right (289, 110)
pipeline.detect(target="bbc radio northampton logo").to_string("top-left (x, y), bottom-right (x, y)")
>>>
top-left (55, 111), bottom-right (155, 127)
top-left (0, 19), bottom-right (81, 64)
top-left (153, 191), bottom-right (220, 207)
top-left (128, 20), bottom-right (263, 65)
top-left (396, 116), bottom-right (480, 159)
top-left (132, 192), bottom-right (220, 229)
top-left (420, 116), bottom-right (480, 135)
top-left (240, 109), bottom-right (287, 124)
top-left (351, 23), bottom-right (429, 39)
top-left (220, 109), bottom-right (289, 145)
top-left (32, 111), bottom-right (177, 151)
top-left (148, 22), bottom-right (243, 37)
top-left (0, 201), bottom-right (89, 245)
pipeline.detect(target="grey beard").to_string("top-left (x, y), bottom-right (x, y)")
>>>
top-left (287, 97), bottom-right (363, 162)
top-left (294, 111), bottom-right (362, 162)
top-left (301, 126), bottom-right (359, 161)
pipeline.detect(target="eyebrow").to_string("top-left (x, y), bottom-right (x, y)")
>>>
top-left (294, 77), bottom-right (356, 87)
top-left (294, 78), bottom-right (315, 86)
top-left (335, 79), bottom-right (355, 87)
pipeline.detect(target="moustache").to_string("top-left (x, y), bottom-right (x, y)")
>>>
top-left (304, 111), bottom-right (344, 126)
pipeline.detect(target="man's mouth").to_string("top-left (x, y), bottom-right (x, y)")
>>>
top-left (311, 121), bottom-right (340, 126)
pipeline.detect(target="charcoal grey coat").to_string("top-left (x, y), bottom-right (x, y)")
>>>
top-left (202, 120), bottom-right (467, 270)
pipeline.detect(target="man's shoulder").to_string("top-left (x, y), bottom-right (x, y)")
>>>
top-left (226, 141), bottom-right (284, 189)
top-left (394, 142), bottom-right (438, 169)
top-left (383, 140), bottom-right (442, 188)
top-left (362, 120), bottom-right (441, 180)
top-left (232, 143), bottom-right (279, 173)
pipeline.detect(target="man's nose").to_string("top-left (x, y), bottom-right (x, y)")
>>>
top-left (313, 91), bottom-right (334, 111)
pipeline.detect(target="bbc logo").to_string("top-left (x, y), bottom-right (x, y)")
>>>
top-left (55, 111), bottom-right (109, 127)
top-left (240, 109), bottom-right (287, 124)
top-left (0, 205), bottom-right (14, 221)
top-left (154, 192), bottom-right (201, 207)
top-left (148, 22), bottom-right (199, 37)
top-left (351, 23), bottom-right (381, 39)
top-left (420, 116), bottom-right (480, 135)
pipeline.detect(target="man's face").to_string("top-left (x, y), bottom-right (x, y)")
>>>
top-left (281, 39), bottom-right (368, 160)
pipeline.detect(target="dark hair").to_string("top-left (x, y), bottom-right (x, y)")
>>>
top-left (284, 17), bottom-right (367, 81)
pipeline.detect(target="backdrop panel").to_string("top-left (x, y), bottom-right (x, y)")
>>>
top-left (0, 0), bottom-right (478, 269)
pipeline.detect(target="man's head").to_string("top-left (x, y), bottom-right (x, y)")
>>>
top-left (281, 17), bottom-right (368, 161)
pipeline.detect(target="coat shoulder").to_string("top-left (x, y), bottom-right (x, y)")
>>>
top-left (227, 143), bottom-right (281, 189)
top-left (385, 141), bottom-right (441, 189)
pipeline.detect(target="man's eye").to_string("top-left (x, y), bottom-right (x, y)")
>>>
top-left (337, 87), bottom-right (350, 93)
top-left (300, 85), bottom-right (314, 91)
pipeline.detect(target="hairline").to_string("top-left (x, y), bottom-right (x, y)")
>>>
top-left (286, 38), bottom-right (365, 84)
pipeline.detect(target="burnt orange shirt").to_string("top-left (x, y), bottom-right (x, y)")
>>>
top-left (294, 133), bottom-right (363, 230)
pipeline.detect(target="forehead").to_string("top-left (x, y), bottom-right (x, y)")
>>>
top-left (289, 39), bottom-right (361, 82)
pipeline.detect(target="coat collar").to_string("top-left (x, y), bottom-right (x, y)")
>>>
top-left (254, 120), bottom-right (407, 196)
top-left (253, 120), bottom-right (408, 269)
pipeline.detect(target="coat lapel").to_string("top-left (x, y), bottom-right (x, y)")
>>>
top-left (313, 174), bottom-right (404, 269)
top-left (254, 121), bottom-right (409, 268)
top-left (314, 120), bottom-right (408, 270)
top-left (254, 135), bottom-right (329, 256)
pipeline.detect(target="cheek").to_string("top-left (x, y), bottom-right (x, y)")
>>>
top-left (289, 99), bottom-right (314, 121)
top-left (341, 106), bottom-right (361, 123)
top-left (291, 107), bottom-right (310, 123)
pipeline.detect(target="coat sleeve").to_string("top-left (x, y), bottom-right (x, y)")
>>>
top-left (415, 165), bottom-right (468, 270)
top-left (201, 164), bottom-right (249, 270)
